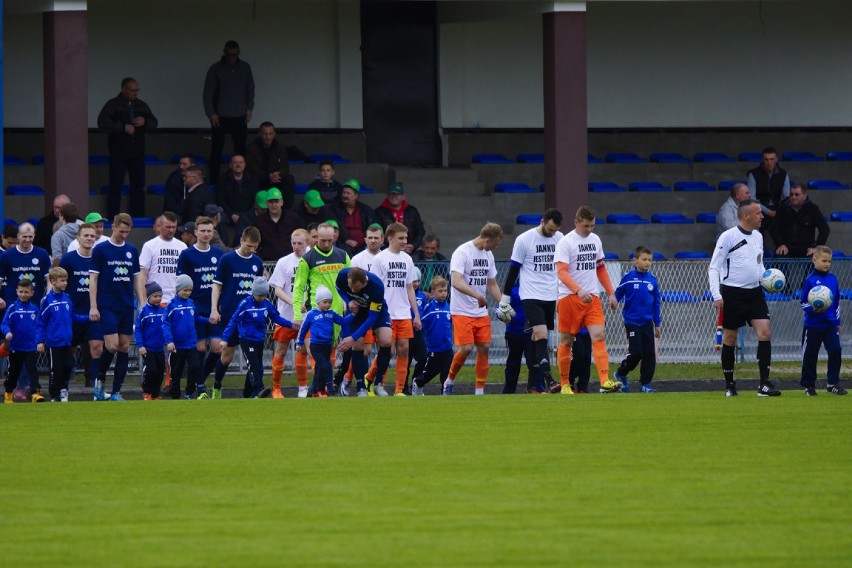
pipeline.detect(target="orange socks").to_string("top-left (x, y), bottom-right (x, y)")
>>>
top-left (294, 351), bottom-right (309, 387)
top-left (448, 350), bottom-right (467, 380)
top-left (366, 357), bottom-right (378, 382)
top-left (557, 344), bottom-right (572, 386)
top-left (592, 340), bottom-right (610, 384)
top-left (395, 358), bottom-right (408, 394)
top-left (474, 353), bottom-right (488, 389)
top-left (272, 354), bottom-right (284, 385)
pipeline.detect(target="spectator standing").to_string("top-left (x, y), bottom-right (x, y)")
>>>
top-left (163, 154), bottom-right (194, 216)
top-left (245, 122), bottom-right (295, 208)
top-left (97, 77), bottom-right (158, 218)
top-left (374, 182), bottom-right (425, 253)
top-left (203, 40), bottom-right (254, 185)
top-left (217, 154), bottom-right (260, 246)
top-left (307, 159), bottom-right (343, 204)
top-left (746, 146), bottom-right (790, 247)
top-left (253, 188), bottom-right (301, 261)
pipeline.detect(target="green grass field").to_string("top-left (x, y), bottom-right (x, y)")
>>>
top-left (2, 394), bottom-right (850, 567)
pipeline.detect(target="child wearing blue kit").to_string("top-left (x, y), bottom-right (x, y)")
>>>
top-left (296, 284), bottom-right (351, 397)
top-left (37, 267), bottom-right (90, 402)
top-left (613, 246), bottom-right (661, 393)
top-left (135, 282), bottom-right (166, 400)
top-left (800, 245), bottom-right (846, 396)
top-left (411, 276), bottom-right (454, 395)
top-left (223, 276), bottom-right (296, 398)
top-left (164, 274), bottom-right (213, 400)
top-left (502, 279), bottom-right (544, 394)
top-left (2, 279), bottom-right (44, 403)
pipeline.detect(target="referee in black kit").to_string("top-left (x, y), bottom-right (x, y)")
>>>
top-left (708, 199), bottom-right (781, 398)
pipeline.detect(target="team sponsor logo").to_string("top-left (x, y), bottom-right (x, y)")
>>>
top-left (212, 257), bottom-right (218, 264)
top-left (114, 266), bottom-right (129, 276)
top-left (126, 252), bottom-right (132, 259)
top-left (201, 273), bottom-right (215, 283)
top-left (32, 258), bottom-right (39, 265)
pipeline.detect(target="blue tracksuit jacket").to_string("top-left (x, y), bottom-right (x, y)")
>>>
top-left (614, 268), bottom-right (661, 327)
top-left (801, 270), bottom-right (841, 328)
top-left (135, 302), bottom-right (166, 351)
top-left (223, 296), bottom-right (293, 344)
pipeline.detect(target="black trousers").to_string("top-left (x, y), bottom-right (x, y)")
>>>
top-left (5, 351), bottom-right (39, 393)
top-left (168, 348), bottom-right (202, 399)
top-left (407, 331), bottom-right (427, 385)
top-left (616, 322), bottom-right (656, 384)
top-left (108, 153), bottom-right (146, 218)
top-left (413, 350), bottom-right (453, 388)
top-left (502, 333), bottom-right (541, 393)
top-left (47, 346), bottom-right (74, 399)
top-left (239, 339), bottom-right (266, 397)
top-left (569, 333), bottom-right (592, 391)
top-left (141, 350), bottom-right (166, 397)
top-left (209, 116), bottom-right (247, 184)
top-left (309, 343), bottom-right (334, 395)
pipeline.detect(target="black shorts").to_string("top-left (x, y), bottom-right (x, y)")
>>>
top-left (720, 285), bottom-right (769, 330)
top-left (522, 299), bottom-right (555, 331)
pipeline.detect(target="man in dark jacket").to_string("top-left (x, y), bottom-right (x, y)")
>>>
top-left (180, 166), bottom-right (215, 225)
top-left (203, 40), bottom-right (254, 185)
top-left (216, 154), bottom-right (259, 246)
top-left (253, 187), bottom-right (301, 260)
top-left (328, 179), bottom-right (376, 255)
top-left (97, 77), bottom-right (158, 219)
top-left (163, 154), bottom-right (194, 216)
top-left (374, 182), bottom-right (425, 253)
top-left (770, 184), bottom-right (830, 258)
top-left (746, 146), bottom-right (790, 246)
top-left (245, 122), bottom-right (296, 209)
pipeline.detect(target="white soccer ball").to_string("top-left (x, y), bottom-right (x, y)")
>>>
top-left (807, 285), bottom-right (833, 313)
top-left (760, 268), bottom-right (786, 293)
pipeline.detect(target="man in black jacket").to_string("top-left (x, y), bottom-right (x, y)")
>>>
top-left (163, 154), bottom-right (194, 216)
top-left (216, 154), bottom-right (259, 246)
top-left (770, 184), bottom-right (830, 258)
top-left (97, 77), bottom-right (158, 218)
top-left (328, 179), bottom-right (376, 255)
top-left (374, 182), bottom-right (425, 254)
top-left (746, 146), bottom-right (790, 248)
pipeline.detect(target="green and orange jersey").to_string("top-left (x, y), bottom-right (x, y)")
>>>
top-left (292, 245), bottom-right (350, 322)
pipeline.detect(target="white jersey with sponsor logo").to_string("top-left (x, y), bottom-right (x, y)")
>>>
top-left (372, 248), bottom-right (414, 320)
top-left (268, 252), bottom-right (301, 321)
top-left (708, 226), bottom-right (765, 300)
top-left (449, 240), bottom-right (497, 317)
top-left (554, 230), bottom-right (605, 299)
top-left (511, 226), bottom-right (564, 301)
top-left (350, 249), bottom-right (379, 274)
top-left (139, 236), bottom-right (187, 302)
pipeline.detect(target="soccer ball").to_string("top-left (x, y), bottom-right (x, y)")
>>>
top-left (760, 268), bottom-right (786, 293)
top-left (807, 285), bottom-right (833, 312)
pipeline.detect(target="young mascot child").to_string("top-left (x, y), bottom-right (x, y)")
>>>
top-left (613, 246), bottom-right (662, 393)
top-left (800, 245), bottom-right (845, 396)
top-left (37, 267), bottom-right (90, 401)
top-left (163, 274), bottom-right (212, 399)
top-left (411, 276), bottom-right (454, 395)
top-left (2, 279), bottom-right (44, 403)
top-left (222, 277), bottom-right (295, 398)
top-left (135, 282), bottom-right (166, 400)
top-left (296, 285), bottom-right (351, 397)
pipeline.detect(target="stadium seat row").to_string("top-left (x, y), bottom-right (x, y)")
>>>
top-left (3, 153), bottom-right (351, 166)
top-left (473, 151), bottom-right (852, 164)
top-left (515, 212), bottom-right (852, 226)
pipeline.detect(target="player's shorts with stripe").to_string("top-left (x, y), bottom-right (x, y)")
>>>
top-left (353, 304), bottom-right (391, 335)
top-left (452, 314), bottom-right (492, 345)
top-left (391, 319), bottom-right (414, 340)
top-left (720, 285), bottom-right (769, 330)
top-left (99, 306), bottom-right (134, 336)
top-left (522, 299), bottom-right (556, 330)
top-left (273, 325), bottom-right (299, 343)
top-left (557, 294), bottom-right (605, 335)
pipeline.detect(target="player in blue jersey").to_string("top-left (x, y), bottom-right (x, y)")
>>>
top-left (59, 223), bottom-right (99, 388)
top-left (177, 216), bottom-right (224, 385)
top-left (88, 213), bottom-right (146, 401)
top-left (208, 226), bottom-right (264, 398)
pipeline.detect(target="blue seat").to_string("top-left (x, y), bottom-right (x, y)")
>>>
top-left (650, 152), bottom-right (691, 163)
top-left (6, 184), bottom-right (45, 196)
top-left (674, 251), bottom-right (710, 259)
top-left (605, 153), bottom-right (646, 163)
top-left (832, 250), bottom-right (848, 258)
top-left (4, 155), bottom-right (28, 166)
top-left (27, 217), bottom-right (40, 226)
top-left (830, 212), bottom-right (852, 222)
top-left (472, 153), bottom-right (512, 164)
top-left (100, 184), bottom-right (130, 195)
top-left (144, 154), bottom-right (167, 165)
top-left (840, 289), bottom-right (852, 300)
top-left (807, 179), bottom-right (850, 190)
top-left (696, 213), bottom-right (717, 224)
top-left (588, 182), bottom-right (626, 192)
top-left (309, 153), bottom-right (350, 164)
top-left (88, 154), bottom-right (110, 165)
top-left (738, 152), bottom-right (762, 162)
top-left (494, 183), bottom-right (536, 193)
top-left (288, 159), bottom-right (306, 165)
top-left (629, 182), bottom-right (670, 192)
top-left (31, 154), bottom-right (45, 165)
top-left (694, 152), bottom-right (736, 163)
top-left (4, 218), bottom-right (18, 226)
top-left (607, 214), bottom-right (650, 224)
top-left (516, 214), bottom-right (542, 225)
top-left (294, 183), bottom-right (309, 195)
top-left (826, 151), bottom-right (852, 161)
top-left (629, 251), bottom-right (665, 260)
top-left (358, 186), bottom-right (375, 194)
top-left (783, 151), bottom-right (823, 162)
top-left (674, 181), bottom-right (714, 192)
top-left (718, 180), bottom-right (747, 192)
top-left (603, 252), bottom-right (619, 260)
top-left (132, 217), bottom-right (155, 228)
top-left (588, 154), bottom-right (604, 164)
top-left (516, 153), bottom-right (544, 164)
top-left (661, 290), bottom-right (700, 303)
top-left (147, 184), bottom-right (165, 196)
top-left (651, 214), bottom-right (694, 224)
top-left (764, 292), bottom-right (791, 302)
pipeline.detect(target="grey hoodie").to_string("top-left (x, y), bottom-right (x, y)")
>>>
top-left (51, 221), bottom-right (80, 261)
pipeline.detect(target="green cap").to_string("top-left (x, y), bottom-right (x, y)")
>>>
top-left (388, 182), bottom-right (404, 195)
top-left (304, 189), bottom-right (325, 209)
top-left (325, 219), bottom-right (339, 229)
top-left (266, 187), bottom-right (283, 201)
top-left (343, 179), bottom-right (361, 193)
top-left (85, 212), bottom-right (105, 223)
top-left (255, 190), bottom-right (268, 209)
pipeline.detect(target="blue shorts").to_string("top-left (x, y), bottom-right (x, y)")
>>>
top-left (72, 320), bottom-right (102, 344)
top-left (195, 320), bottom-right (223, 342)
top-left (353, 304), bottom-right (391, 335)
top-left (100, 306), bottom-right (134, 336)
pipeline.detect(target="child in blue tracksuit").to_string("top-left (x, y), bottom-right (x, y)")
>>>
top-left (411, 276), bottom-right (454, 395)
top-left (613, 246), bottom-right (662, 393)
top-left (800, 245), bottom-right (845, 396)
top-left (135, 282), bottom-right (166, 399)
top-left (2, 278), bottom-right (44, 403)
top-left (224, 276), bottom-right (296, 398)
top-left (37, 267), bottom-right (90, 401)
top-left (296, 284), bottom-right (351, 397)
top-left (164, 274), bottom-right (212, 400)
top-left (406, 267), bottom-right (429, 394)
top-left (502, 280), bottom-right (544, 394)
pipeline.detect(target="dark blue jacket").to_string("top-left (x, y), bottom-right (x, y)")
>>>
top-left (37, 290), bottom-right (89, 347)
top-left (135, 302), bottom-right (165, 351)
top-left (505, 283), bottom-right (530, 337)
top-left (163, 296), bottom-right (208, 350)
top-left (1, 300), bottom-right (39, 352)
top-left (801, 270), bottom-right (841, 328)
top-left (615, 268), bottom-right (661, 327)
top-left (223, 296), bottom-right (292, 344)
top-left (421, 299), bottom-right (452, 352)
